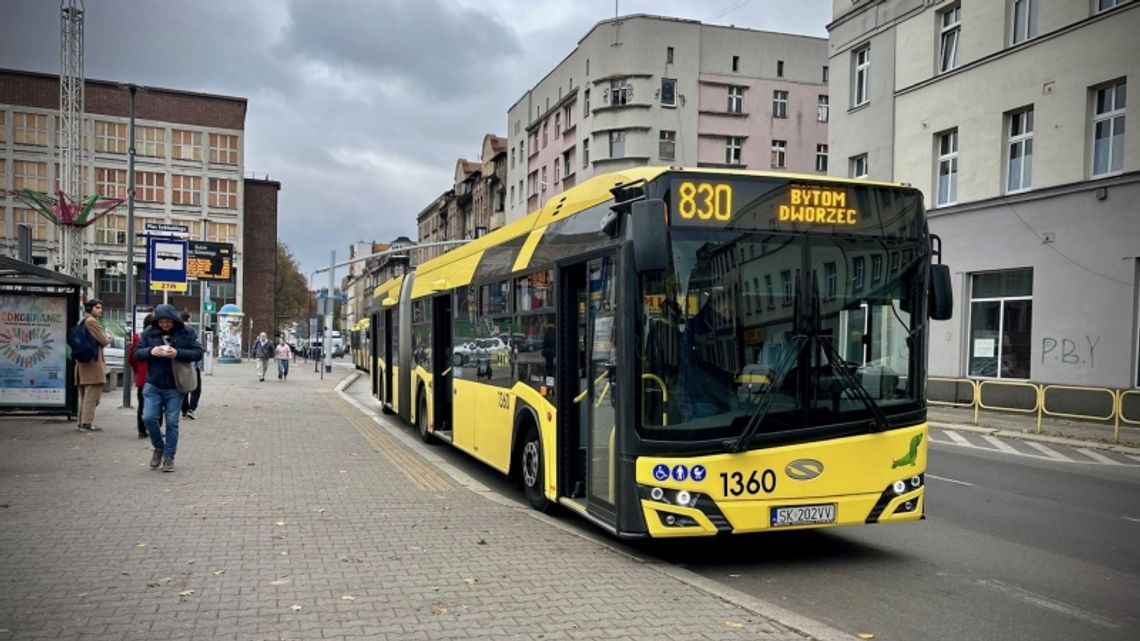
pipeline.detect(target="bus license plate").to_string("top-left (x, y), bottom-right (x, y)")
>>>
top-left (770, 504), bottom-right (836, 527)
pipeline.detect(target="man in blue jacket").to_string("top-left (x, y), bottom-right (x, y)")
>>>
top-left (133, 304), bottom-right (204, 472)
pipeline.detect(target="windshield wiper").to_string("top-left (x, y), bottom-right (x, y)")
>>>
top-left (816, 336), bottom-right (891, 433)
top-left (727, 334), bottom-right (806, 453)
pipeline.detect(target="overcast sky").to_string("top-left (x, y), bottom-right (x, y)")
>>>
top-left (1, 0), bottom-right (831, 277)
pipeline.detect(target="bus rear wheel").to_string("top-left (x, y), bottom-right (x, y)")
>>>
top-left (417, 395), bottom-right (432, 444)
top-left (520, 424), bottom-right (550, 512)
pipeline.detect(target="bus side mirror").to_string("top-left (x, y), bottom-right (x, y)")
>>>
top-left (631, 199), bottom-right (669, 273)
top-left (929, 263), bottom-right (953, 320)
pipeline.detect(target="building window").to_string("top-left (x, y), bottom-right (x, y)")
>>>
top-left (1007, 107), bottom-right (1034, 192)
top-left (95, 214), bottom-right (127, 245)
top-left (172, 129), bottom-right (201, 161)
top-left (609, 130), bottom-right (625, 158)
top-left (562, 104), bottom-right (572, 131)
top-left (13, 160), bottom-right (48, 192)
top-left (582, 138), bottom-right (590, 167)
top-left (727, 86), bottom-right (744, 114)
top-left (610, 79), bottom-right (631, 105)
top-left (1092, 80), bottom-right (1126, 176)
top-left (659, 130), bottom-right (676, 160)
top-left (540, 167), bottom-right (547, 199)
top-left (95, 121), bottom-right (127, 153)
top-left (0, 112), bottom-right (6, 143)
top-left (1010, 0), bottom-right (1036, 44)
top-left (135, 171), bottom-right (166, 203)
top-left (726, 137), bottom-right (743, 165)
top-left (939, 4), bottom-right (961, 74)
top-left (584, 88), bottom-right (590, 116)
top-left (661, 78), bottom-right (677, 107)
top-left (208, 133), bottom-right (239, 165)
top-left (563, 151), bottom-right (572, 178)
top-left (14, 208), bottom-right (50, 241)
top-left (824, 262), bottom-right (838, 300)
top-left (542, 121), bottom-right (548, 148)
top-left (853, 46), bottom-right (870, 107)
top-left (732, 55), bottom-right (740, 72)
top-left (509, 185), bottom-right (514, 205)
top-left (13, 112), bottom-right (48, 146)
top-left (94, 167), bottom-right (128, 199)
top-left (771, 140), bottom-right (786, 169)
top-left (772, 90), bottom-right (788, 118)
top-left (969, 269), bottom-right (1033, 379)
top-left (510, 148), bottom-right (515, 169)
top-left (207, 221), bottom-right (238, 244)
top-left (136, 126), bottom-right (166, 158)
top-left (853, 256), bottom-right (866, 292)
top-left (936, 129), bottom-right (959, 206)
top-left (666, 46), bottom-right (674, 63)
top-left (554, 157), bottom-right (560, 184)
top-left (850, 154), bottom-right (869, 179)
top-left (780, 270), bottom-right (793, 305)
top-left (555, 113), bottom-right (561, 138)
top-left (818, 95), bottom-right (829, 122)
top-left (871, 254), bottom-right (883, 283)
top-left (1097, 0), bottom-right (1130, 11)
top-left (172, 174), bottom-right (202, 206)
top-left (777, 60), bottom-right (784, 77)
top-left (822, 65), bottom-right (829, 82)
top-left (816, 144), bottom-right (829, 173)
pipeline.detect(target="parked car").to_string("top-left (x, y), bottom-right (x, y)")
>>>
top-left (103, 334), bottom-right (126, 371)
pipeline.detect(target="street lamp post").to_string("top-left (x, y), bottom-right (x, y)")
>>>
top-left (121, 84), bottom-right (138, 409)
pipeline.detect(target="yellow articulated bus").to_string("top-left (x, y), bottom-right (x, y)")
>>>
top-left (369, 166), bottom-right (952, 538)
top-left (350, 318), bottom-right (371, 372)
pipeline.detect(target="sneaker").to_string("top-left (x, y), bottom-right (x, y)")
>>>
top-left (150, 449), bottom-right (163, 469)
top-left (186, 410), bottom-right (196, 420)
top-left (77, 424), bottom-right (103, 432)
top-left (161, 456), bottom-right (175, 473)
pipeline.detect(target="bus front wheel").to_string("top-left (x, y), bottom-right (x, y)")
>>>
top-left (520, 424), bottom-right (550, 512)
top-left (417, 395), bottom-right (433, 444)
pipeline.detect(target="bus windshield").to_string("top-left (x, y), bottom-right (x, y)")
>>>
top-left (638, 229), bottom-right (926, 444)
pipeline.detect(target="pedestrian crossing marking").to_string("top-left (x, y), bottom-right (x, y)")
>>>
top-left (1075, 448), bottom-right (1124, 466)
top-left (931, 428), bottom-right (1139, 467)
top-left (1024, 442), bottom-right (1068, 461)
top-left (982, 435), bottom-right (1019, 454)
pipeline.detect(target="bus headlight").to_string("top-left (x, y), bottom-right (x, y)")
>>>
top-left (892, 480), bottom-right (908, 495)
top-left (650, 487), bottom-right (665, 501)
top-left (675, 490), bottom-right (692, 507)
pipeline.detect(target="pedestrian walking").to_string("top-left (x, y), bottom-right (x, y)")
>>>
top-left (126, 313), bottom-right (161, 438)
top-left (134, 304), bottom-right (204, 473)
top-left (275, 337), bottom-right (293, 380)
top-left (179, 312), bottom-right (202, 419)
top-left (251, 332), bottom-right (273, 381)
top-left (74, 299), bottom-right (110, 432)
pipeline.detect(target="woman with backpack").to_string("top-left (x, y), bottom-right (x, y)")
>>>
top-left (74, 299), bottom-right (110, 432)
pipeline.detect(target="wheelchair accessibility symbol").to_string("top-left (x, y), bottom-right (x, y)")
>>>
top-left (653, 464), bottom-right (670, 482)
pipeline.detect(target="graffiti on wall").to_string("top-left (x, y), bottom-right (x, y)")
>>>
top-left (1041, 335), bottom-right (1100, 367)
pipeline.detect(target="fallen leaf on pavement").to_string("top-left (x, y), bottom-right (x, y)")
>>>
top-left (135, 543), bottom-right (148, 548)
top-left (463, 577), bottom-right (479, 585)
top-left (725, 620), bottom-right (744, 628)
top-left (340, 595), bottom-right (355, 602)
top-left (290, 604), bottom-right (302, 612)
top-left (159, 577), bottom-right (172, 585)
top-left (270, 578), bottom-right (291, 586)
top-left (212, 570), bottom-right (224, 576)
top-left (858, 634), bottom-right (875, 639)
top-left (274, 521), bottom-right (286, 527)
top-left (178, 590), bottom-right (194, 597)
top-left (432, 605), bottom-right (448, 615)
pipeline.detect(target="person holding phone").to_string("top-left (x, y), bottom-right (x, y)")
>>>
top-left (133, 304), bottom-right (203, 472)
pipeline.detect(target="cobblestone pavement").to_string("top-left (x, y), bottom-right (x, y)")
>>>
top-left (0, 360), bottom-right (810, 641)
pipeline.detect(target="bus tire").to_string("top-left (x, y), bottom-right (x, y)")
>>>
top-left (520, 423), bottom-right (550, 512)
top-left (416, 393), bottom-right (433, 444)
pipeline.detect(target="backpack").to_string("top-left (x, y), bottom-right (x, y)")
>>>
top-left (68, 321), bottom-right (99, 363)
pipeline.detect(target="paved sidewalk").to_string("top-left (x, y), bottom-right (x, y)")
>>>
top-left (928, 406), bottom-right (1140, 453)
top-left (0, 360), bottom-right (811, 641)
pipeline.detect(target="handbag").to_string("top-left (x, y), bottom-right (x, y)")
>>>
top-left (173, 359), bottom-right (199, 394)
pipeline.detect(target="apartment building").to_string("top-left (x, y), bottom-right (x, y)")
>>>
top-left (0, 68), bottom-right (256, 328)
top-left (506, 14), bottom-right (830, 220)
top-left (416, 133), bottom-right (508, 262)
top-left (828, 0), bottom-right (1139, 389)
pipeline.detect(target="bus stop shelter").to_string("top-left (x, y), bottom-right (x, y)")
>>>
top-left (0, 256), bottom-right (88, 418)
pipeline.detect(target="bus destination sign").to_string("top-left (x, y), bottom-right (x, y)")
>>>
top-left (187, 242), bottom-right (234, 281)
top-left (776, 186), bottom-right (858, 226)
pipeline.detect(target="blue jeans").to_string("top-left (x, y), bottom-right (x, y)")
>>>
top-left (277, 359), bottom-right (289, 378)
top-left (143, 383), bottom-right (182, 458)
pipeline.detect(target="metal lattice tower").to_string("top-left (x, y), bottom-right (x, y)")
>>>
top-left (59, 0), bottom-right (86, 278)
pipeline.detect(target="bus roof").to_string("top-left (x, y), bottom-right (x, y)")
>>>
top-left (408, 166), bottom-right (913, 298)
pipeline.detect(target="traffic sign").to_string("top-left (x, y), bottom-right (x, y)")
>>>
top-left (142, 222), bottom-right (191, 238)
top-left (148, 237), bottom-right (188, 292)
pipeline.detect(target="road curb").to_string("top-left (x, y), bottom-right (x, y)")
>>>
top-left (335, 374), bottom-right (855, 641)
top-left (928, 420), bottom-right (1140, 456)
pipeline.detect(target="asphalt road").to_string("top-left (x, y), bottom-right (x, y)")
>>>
top-left (344, 378), bottom-right (1140, 641)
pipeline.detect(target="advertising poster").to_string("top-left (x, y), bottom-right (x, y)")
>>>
top-left (219, 313), bottom-right (243, 360)
top-left (0, 295), bottom-right (68, 407)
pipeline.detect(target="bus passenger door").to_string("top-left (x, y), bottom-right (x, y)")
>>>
top-left (383, 309), bottom-right (394, 408)
top-left (562, 256), bottom-right (618, 522)
top-left (432, 294), bottom-right (453, 438)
